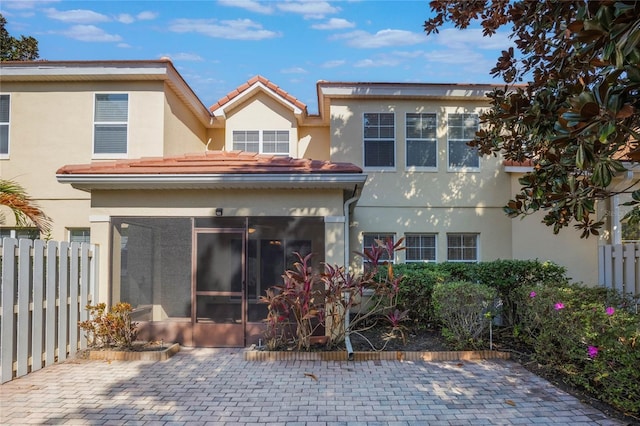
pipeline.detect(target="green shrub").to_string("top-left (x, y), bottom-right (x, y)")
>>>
top-left (393, 263), bottom-right (448, 327)
top-left (515, 284), bottom-right (640, 416)
top-left (474, 259), bottom-right (568, 327)
top-left (432, 280), bottom-right (497, 349)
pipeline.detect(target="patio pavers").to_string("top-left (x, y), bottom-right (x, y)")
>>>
top-left (0, 347), bottom-right (625, 425)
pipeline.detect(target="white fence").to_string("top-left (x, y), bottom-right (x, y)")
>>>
top-left (0, 238), bottom-right (98, 384)
top-left (598, 243), bottom-right (640, 297)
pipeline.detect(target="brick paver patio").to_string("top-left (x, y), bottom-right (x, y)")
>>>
top-left (0, 348), bottom-right (625, 425)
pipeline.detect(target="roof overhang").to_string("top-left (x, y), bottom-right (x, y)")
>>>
top-left (56, 172), bottom-right (368, 193)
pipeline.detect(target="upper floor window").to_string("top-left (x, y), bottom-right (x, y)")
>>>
top-left (405, 233), bottom-right (437, 262)
top-left (0, 94), bottom-right (10, 157)
top-left (406, 113), bottom-right (437, 170)
top-left (364, 113), bottom-right (395, 169)
top-left (447, 233), bottom-right (478, 263)
top-left (94, 93), bottom-right (128, 157)
top-left (448, 113), bottom-right (479, 171)
top-left (232, 130), bottom-right (289, 155)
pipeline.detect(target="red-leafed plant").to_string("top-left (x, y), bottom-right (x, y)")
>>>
top-left (261, 237), bottom-right (409, 351)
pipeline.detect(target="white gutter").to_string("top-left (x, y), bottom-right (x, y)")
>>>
top-left (342, 192), bottom-right (360, 361)
top-left (56, 173), bottom-right (367, 192)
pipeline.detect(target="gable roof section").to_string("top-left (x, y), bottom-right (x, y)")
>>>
top-left (209, 75), bottom-right (308, 124)
top-left (56, 150), bottom-right (366, 192)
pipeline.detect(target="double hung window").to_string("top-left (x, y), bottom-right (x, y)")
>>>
top-left (0, 95), bottom-right (10, 157)
top-left (447, 233), bottom-right (479, 263)
top-left (364, 113), bottom-right (395, 168)
top-left (406, 113), bottom-right (437, 170)
top-left (447, 113), bottom-right (479, 170)
top-left (94, 93), bottom-right (128, 156)
top-left (405, 233), bottom-right (437, 262)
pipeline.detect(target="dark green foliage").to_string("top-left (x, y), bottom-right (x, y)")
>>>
top-left (432, 280), bottom-right (497, 349)
top-left (392, 263), bottom-right (448, 326)
top-left (515, 284), bottom-right (640, 416)
top-left (0, 14), bottom-right (39, 61)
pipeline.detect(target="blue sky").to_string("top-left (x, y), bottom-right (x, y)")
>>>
top-left (1, 0), bottom-right (512, 114)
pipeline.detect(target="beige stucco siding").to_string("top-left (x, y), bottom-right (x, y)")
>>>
top-left (162, 85), bottom-right (208, 156)
top-left (223, 92), bottom-right (299, 156)
top-left (508, 174), bottom-right (599, 285)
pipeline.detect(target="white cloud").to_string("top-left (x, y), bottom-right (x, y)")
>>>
top-left (136, 11), bottom-right (158, 21)
top-left (61, 25), bottom-right (122, 42)
top-left (276, 1), bottom-right (339, 19)
top-left (354, 57), bottom-right (401, 68)
top-left (116, 14), bottom-right (135, 24)
top-left (322, 59), bottom-right (346, 68)
top-left (333, 29), bottom-right (424, 48)
top-left (169, 18), bottom-right (280, 40)
top-left (2, 0), bottom-right (58, 10)
top-left (44, 8), bottom-right (110, 24)
top-left (311, 18), bottom-right (355, 30)
top-left (160, 52), bottom-right (204, 62)
top-left (434, 28), bottom-right (512, 51)
top-left (117, 43), bottom-right (132, 48)
top-left (281, 67), bottom-right (307, 74)
top-left (217, 0), bottom-right (274, 14)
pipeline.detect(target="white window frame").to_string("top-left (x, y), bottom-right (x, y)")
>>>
top-left (232, 130), bottom-right (290, 155)
top-left (0, 94), bottom-right (10, 159)
top-left (93, 93), bottom-right (129, 159)
top-left (405, 112), bottom-right (437, 172)
top-left (362, 232), bottom-right (396, 266)
top-left (363, 112), bottom-right (396, 170)
top-left (446, 233), bottom-right (479, 263)
top-left (404, 233), bottom-right (437, 262)
top-left (68, 228), bottom-right (91, 244)
top-left (447, 113), bottom-right (480, 172)
top-left (0, 228), bottom-right (40, 240)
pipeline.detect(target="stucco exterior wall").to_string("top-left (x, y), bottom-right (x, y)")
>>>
top-left (222, 92), bottom-right (299, 156)
top-left (508, 174), bottom-right (599, 285)
top-left (162, 85), bottom-right (208, 156)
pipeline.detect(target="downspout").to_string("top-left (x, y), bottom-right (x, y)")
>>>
top-left (343, 191), bottom-right (359, 361)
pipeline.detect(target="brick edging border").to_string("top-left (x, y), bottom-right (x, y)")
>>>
top-left (88, 343), bottom-right (181, 361)
top-left (244, 350), bottom-right (510, 362)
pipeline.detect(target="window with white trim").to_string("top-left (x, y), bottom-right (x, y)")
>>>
top-left (0, 228), bottom-right (40, 240)
top-left (232, 130), bottom-right (289, 154)
top-left (405, 233), bottom-right (437, 262)
top-left (364, 113), bottom-right (395, 168)
top-left (447, 233), bottom-right (478, 263)
top-left (406, 113), bottom-right (437, 170)
top-left (69, 228), bottom-right (91, 244)
top-left (0, 94), bottom-right (10, 157)
top-left (362, 233), bottom-right (395, 265)
top-left (447, 113), bottom-right (479, 170)
top-left (94, 93), bottom-right (128, 156)
top-left (619, 195), bottom-right (640, 242)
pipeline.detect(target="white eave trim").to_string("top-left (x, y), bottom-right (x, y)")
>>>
top-left (318, 83), bottom-right (496, 100)
top-left (212, 81), bottom-right (303, 119)
top-left (56, 173), bottom-right (367, 192)
top-left (504, 166), bottom-right (534, 173)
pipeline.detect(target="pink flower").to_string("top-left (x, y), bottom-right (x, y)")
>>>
top-left (588, 346), bottom-right (599, 358)
top-left (605, 306), bottom-right (615, 316)
top-left (529, 291), bottom-right (536, 298)
top-left (554, 302), bottom-right (565, 310)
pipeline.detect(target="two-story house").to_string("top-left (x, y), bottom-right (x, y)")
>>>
top-left (1, 59), bottom-right (636, 347)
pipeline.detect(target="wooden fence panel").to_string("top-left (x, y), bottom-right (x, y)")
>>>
top-left (0, 238), bottom-right (97, 384)
top-left (598, 243), bottom-right (640, 297)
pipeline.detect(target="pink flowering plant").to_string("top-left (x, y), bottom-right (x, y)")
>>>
top-left (515, 283), bottom-right (640, 416)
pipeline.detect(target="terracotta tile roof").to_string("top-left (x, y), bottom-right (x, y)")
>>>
top-left (503, 159), bottom-right (534, 167)
top-left (209, 75), bottom-right (307, 114)
top-left (56, 150), bottom-right (361, 175)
